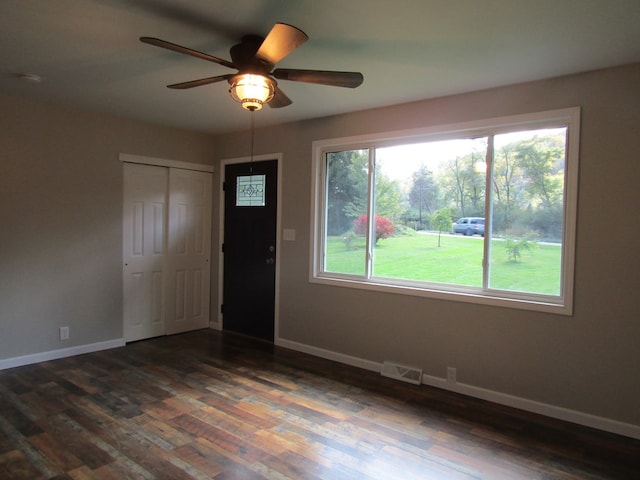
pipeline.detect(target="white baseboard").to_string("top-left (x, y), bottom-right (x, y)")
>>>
top-left (276, 337), bottom-right (640, 440)
top-left (0, 338), bottom-right (126, 370)
top-left (276, 338), bottom-right (381, 372)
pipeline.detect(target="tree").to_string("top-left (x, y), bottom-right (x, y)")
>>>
top-left (374, 168), bottom-right (404, 223)
top-left (504, 233), bottom-right (538, 262)
top-left (430, 207), bottom-right (453, 247)
top-left (492, 142), bottom-right (522, 231)
top-left (353, 214), bottom-right (395, 244)
top-left (516, 137), bottom-right (564, 209)
top-left (466, 151), bottom-right (486, 213)
top-left (408, 165), bottom-right (438, 229)
top-left (440, 153), bottom-right (484, 218)
top-left (326, 150), bottom-right (368, 234)
top-left (514, 135), bottom-right (565, 238)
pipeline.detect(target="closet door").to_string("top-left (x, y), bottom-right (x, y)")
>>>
top-left (123, 163), bottom-right (167, 342)
top-left (165, 168), bottom-right (212, 334)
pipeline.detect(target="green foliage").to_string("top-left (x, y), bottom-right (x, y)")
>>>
top-left (504, 232), bottom-right (539, 262)
top-left (326, 150), bottom-right (368, 235)
top-left (408, 165), bottom-right (439, 227)
top-left (516, 136), bottom-right (564, 208)
top-left (430, 207), bottom-right (453, 247)
top-left (326, 150), bottom-right (405, 236)
top-left (375, 167), bottom-right (404, 222)
top-left (431, 207), bottom-right (453, 232)
top-left (492, 142), bottom-right (521, 232)
top-left (393, 224), bottom-right (418, 237)
top-left (440, 150), bottom-right (486, 218)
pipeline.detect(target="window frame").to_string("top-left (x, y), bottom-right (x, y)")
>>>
top-left (310, 107), bottom-right (580, 315)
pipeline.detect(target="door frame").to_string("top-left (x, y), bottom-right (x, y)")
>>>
top-left (216, 153), bottom-right (282, 341)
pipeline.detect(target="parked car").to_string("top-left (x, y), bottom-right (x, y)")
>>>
top-left (453, 217), bottom-right (485, 236)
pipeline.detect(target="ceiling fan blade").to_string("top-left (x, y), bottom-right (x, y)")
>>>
top-left (268, 86), bottom-right (293, 108)
top-left (273, 69), bottom-right (364, 88)
top-left (256, 23), bottom-right (308, 65)
top-left (140, 37), bottom-right (236, 69)
top-left (167, 74), bottom-right (233, 89)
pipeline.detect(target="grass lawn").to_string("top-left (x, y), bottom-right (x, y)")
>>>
top-left (326, 233), bottom-right (561, 295)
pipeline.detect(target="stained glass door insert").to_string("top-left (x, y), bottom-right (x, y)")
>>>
top-left (236, 174), bottom-right (266, 206)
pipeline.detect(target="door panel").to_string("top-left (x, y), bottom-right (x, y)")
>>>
top-left (165, 168), bottom-right (212, 335)
top-left (123, 163), bottom-right (167, 342)
top-left (223, 160), bottom-right (277, 341)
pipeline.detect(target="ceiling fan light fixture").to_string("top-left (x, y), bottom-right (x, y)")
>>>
top-left (229, 73), bottom-right (275, 111)
top-left (141, 23), bottom-right (363, 111)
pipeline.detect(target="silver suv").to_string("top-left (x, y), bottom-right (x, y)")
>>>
top-left (453, 217), bottom-right (485, 236)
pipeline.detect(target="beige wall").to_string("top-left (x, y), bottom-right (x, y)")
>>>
top-left (0, 94), bottom-right (215, 359)
top-left (212, 63), bottom-right (640, 428)
top-left (2, 63), bottom-right (638, 433)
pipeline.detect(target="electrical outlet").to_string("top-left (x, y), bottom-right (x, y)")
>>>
top-left (447, 366), bottom-right (457, 383)
top-left (59, 326), bottom-right (69, 341)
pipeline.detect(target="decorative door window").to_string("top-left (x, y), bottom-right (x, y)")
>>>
top-left (236, 174), bottom-right (266, 206)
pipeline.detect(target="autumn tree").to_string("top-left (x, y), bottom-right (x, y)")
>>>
top-left (353, 214), bottom-right (395, 244)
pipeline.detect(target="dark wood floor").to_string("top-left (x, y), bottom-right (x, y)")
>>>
top-left (0, 330), bottom-right (638, 479)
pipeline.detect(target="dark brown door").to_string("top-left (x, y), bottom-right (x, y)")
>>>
top-left (223, 159), bottom-right (277, 341)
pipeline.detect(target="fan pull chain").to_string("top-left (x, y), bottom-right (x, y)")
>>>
top-left (249, 110), bottom-right (255, 174)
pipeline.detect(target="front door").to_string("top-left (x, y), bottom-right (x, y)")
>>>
top-left (223, 159), bottom-right (277, 341)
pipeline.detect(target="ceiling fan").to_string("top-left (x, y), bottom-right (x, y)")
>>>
top-left (140, 23), bottom-right (364, 111)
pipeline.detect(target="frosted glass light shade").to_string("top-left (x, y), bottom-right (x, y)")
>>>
top-left (229, 74), bottom-right (275, 111)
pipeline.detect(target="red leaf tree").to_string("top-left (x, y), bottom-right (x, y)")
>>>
top-left (353, 214), bottom-right (395, 244)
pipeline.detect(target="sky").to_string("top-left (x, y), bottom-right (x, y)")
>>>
top-left (376, 138), bottom-right (486, 182)
top-left (375, 128), bottom-right (565, 182)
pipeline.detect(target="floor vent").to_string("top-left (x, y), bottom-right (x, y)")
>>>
top-left (381, 361), bottom-right (422, 385)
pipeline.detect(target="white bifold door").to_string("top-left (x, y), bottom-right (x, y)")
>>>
top-left (123, 163), bottom-right (212, 342)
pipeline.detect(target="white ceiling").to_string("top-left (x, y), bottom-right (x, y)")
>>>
top-left (2, 0), bottom-right (640, 134)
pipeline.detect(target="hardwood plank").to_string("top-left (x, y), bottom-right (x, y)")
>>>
top-left (0, 449), bottom-right (47, 480)
top-left (92, 423), bottom-right (188, 480)
top-left (172, 442), bottom-right (224, 478)
top-left (0, 413), bottom-right (62, 478)
top-left (66, 465), bottom-right (100, 480)
top-left (39, 413), bottom-right (114, 470)
top-left (199, 392), bottom-right (279, 430)
top-left (131, 415), bottom-right (193, 449)
top-left (28, 432), bottom-right (84, 472)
